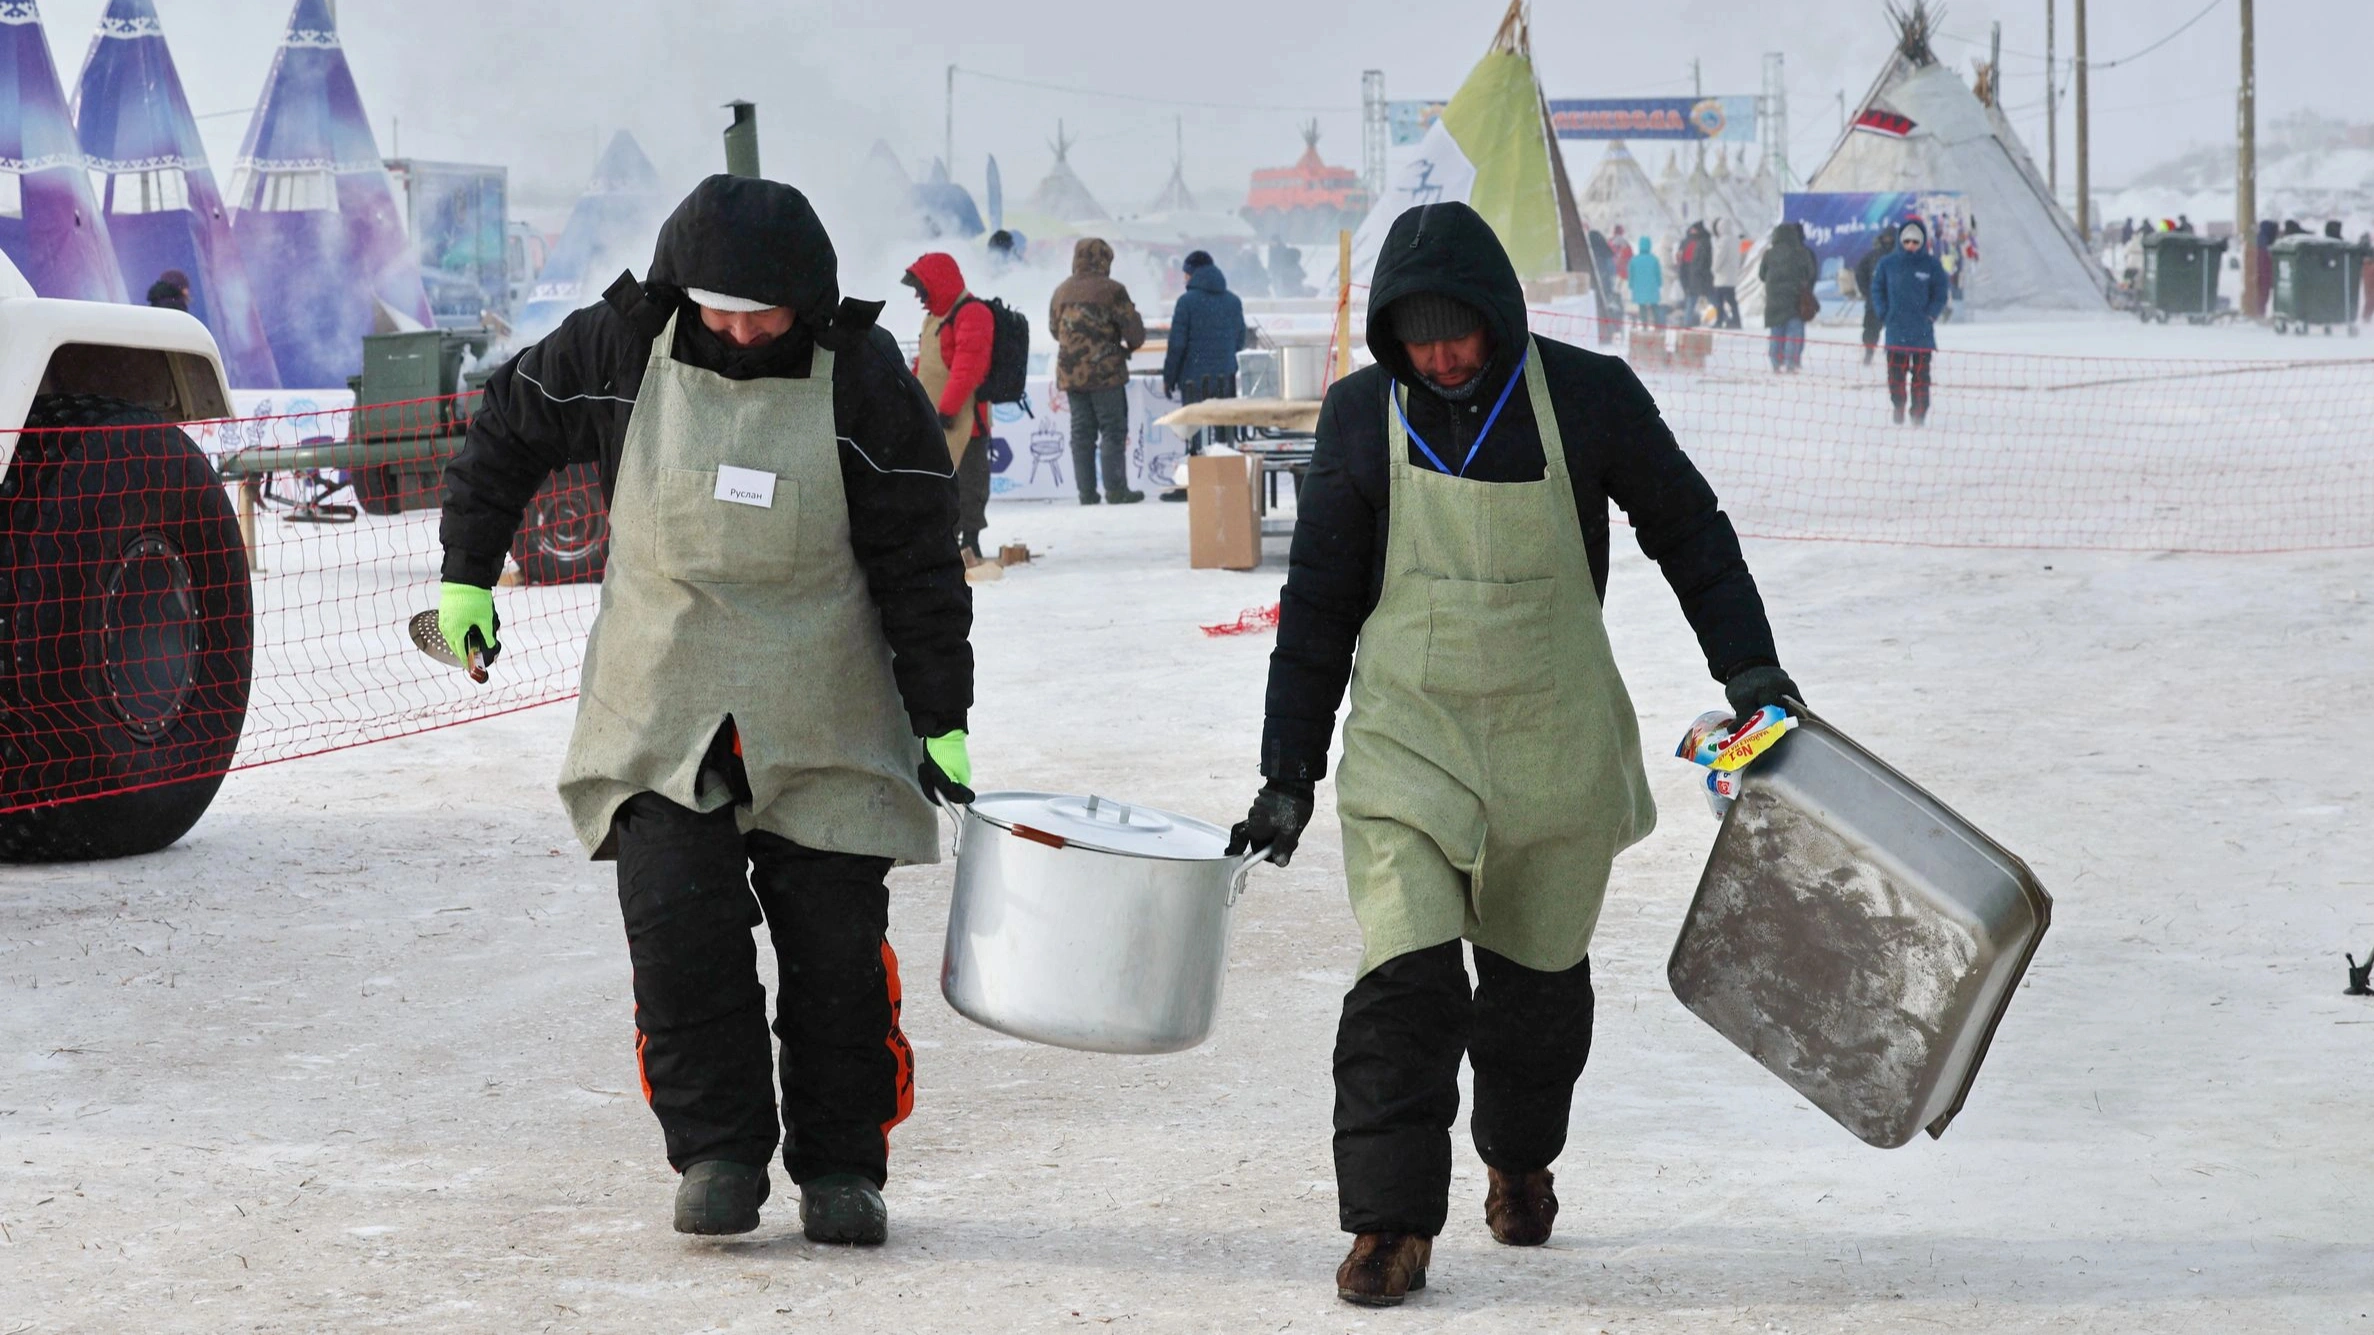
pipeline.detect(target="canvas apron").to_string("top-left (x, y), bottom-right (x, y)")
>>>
top-left (1335, 340), bottom-right (1657, 976)
top-left (557, 313), bottom-right (938, 865)
top-left (916, 307), bottom-right (976, 466)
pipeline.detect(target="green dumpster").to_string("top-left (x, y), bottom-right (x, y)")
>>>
top-left (2137, 233), bottom-right (2226, 323)
top-left (2269, 235), bottom-right (2367, 336)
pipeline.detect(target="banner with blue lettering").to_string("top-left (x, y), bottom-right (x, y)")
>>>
top-left (1783, 191), bottom-right (1970, 270)
top-left (1390, 97), bottom-right (1758, 146)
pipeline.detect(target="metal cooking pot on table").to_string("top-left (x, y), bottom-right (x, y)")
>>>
top-left (939, 792), bottom-right (1269, 1055)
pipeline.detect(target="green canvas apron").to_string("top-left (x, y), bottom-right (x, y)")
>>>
top-left (1335, 339), bottom-right (1656, 975)
top-left (557, 313), bottom-right (938, 865)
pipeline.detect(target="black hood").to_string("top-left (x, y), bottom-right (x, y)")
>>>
top-left (641, 174), bottom-right (882, 352)
top-left (1364, 202), bottom-right (1530, 392)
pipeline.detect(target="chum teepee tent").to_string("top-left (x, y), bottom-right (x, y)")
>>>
top-left (516, 130), bottom-right (664, 343)
top-left (1338, 0), bottom-right (1590, 289)
top-left (1025, 123), bottom-right (1107, 223)
top-left (229, 0), bottom-right (431, 389)
top-left (1802, 0), bottom-right (2106, 310)
top-left (74, 0), bottom-right (279, 386)
top-left (0, 0), bottom-right (125, 302)
top-left (1574, 141), bottom-right (1677, 245)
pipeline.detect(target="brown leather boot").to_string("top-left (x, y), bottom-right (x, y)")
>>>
top-left (1485, 1167), bottom-right (1557, 1246)
top-left (1335, 1231), bottom-right (1432, 1306)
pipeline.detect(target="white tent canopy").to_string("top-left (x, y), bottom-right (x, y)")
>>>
top-left (1574, 142), bottom-right (1678, 248)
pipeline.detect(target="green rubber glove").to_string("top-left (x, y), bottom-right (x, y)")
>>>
top-left (925, 730), bottom-right (971, 786)
top-left (918, 730), bottom-right (974, 805)
top-left (437, 582), bottom-right (500, 663)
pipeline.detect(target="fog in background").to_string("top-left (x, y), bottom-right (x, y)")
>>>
top-left (38, 0), bottom-right (2374, 311)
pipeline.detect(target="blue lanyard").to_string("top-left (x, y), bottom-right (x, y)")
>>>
top-left (1394, 349), bottom-right (1529, 478)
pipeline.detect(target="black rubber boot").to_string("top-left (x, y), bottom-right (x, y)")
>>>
top-left (1107, 488), bottom-right (1146, 504)
top-left (674, 1160), bottom-right (770, 1235)
top-left (800, 1173), bottom-right (889, 1245)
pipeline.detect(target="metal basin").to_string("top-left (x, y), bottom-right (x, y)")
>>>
top-left (1667, 706), bottom-right (2051, 1148)
top-left (940, 792), bottom-right (1266, 1055)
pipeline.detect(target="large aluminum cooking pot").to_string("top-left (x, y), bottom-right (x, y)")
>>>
top-left (1277, 344), bottom-right (1331, 401)
top-left (940, 791), bottom-right (1267, 1054)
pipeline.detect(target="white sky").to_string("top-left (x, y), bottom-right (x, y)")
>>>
top-left (37, 0), bottom-right (2374, 227)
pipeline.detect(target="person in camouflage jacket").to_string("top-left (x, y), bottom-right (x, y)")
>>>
top-left (1049, 237), bottom-right (1147, 503)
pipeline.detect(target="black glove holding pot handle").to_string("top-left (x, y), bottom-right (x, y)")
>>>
top-left (1724, 664), bottom-right (1804, 720)
top-left (1226, 780), bottom-right (1314, 867)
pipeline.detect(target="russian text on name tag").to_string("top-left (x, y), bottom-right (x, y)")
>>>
top-left (714, 465), bottom-right (777, 508)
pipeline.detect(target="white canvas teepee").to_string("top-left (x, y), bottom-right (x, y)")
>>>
top-left (1026, 123), bottom-right (1107, 223)
top-left (1575, 141), bottom-right (1678, 245)
top-left (1805, 0), bottom-right (2107, 310)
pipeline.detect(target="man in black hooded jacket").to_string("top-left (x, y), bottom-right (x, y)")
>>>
top-left (438, 176), bottom-right (972, 1246)
top-left (1227, 203), bottom-right (1801, 1306)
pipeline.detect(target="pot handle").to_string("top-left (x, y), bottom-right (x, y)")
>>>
top-left (931, 793), bottom-right (969, 859)
top-left (1226, 844), bottom-right (1274, 906)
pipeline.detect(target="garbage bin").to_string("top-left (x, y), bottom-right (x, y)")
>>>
top-left (2270, 235), bottom-right (2368, 336)
top-left (2137, 233), bottom-right (2226, 324)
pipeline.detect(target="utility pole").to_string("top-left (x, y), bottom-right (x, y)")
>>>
top-left (2074, 0), bottom-right (2090, 244)
top-left (1692, 59), bottom-right (1704, 168)
top-left (1361, 70), bottom-right (1388, 200)
top-left (1760, 53), bottom-right (1791, 190)
top-left (2046, 0), bottom-right (2058, 199)
top-left (944, 65), bottom-right (956, 177)
top-left (2237, 0), bottom-right (2258, 313)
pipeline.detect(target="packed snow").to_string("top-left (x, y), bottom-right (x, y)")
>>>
top-left (4, 311), bottom-right (2370, 1330)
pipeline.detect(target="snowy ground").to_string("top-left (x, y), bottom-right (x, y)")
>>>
top-left (6, 416), bottom-right (2374, 1330)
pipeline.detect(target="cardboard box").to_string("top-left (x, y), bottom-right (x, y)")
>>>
top-left (1188, 454), bottom-right (1262, 571)
top-left (1673, 328), bottom-right (1714, 369)
top-left (1627, 329), bottom-right (1670, 367)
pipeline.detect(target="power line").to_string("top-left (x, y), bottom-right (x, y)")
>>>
top-left (1940, 0), bottom-right (2223, 72)
top-left (2093, 0), bottom-right (2224, 69)
top-left (952, 66), bottom-right (1354, 116)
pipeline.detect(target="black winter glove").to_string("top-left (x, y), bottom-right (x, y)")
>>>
top-left (1725, 665), bottom-right (1803, 720)
top-left (1226, 780), bottom-right (1315, 868)
top-left (917, 756), bottom-right (975, 807)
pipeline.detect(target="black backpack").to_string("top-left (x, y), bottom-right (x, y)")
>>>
top-left (953, 295), bottom-right (1032, 411)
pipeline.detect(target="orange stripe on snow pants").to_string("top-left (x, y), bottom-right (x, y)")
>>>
top-left (881, 940), bottom-right (916, 1149)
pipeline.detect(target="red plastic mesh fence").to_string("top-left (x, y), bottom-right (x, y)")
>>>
top-left (0, 321), bottom-right (2367, 814)
top-left (1, 394), bottom-right (600, 814)
top-left (1377, 288), bottom-right (2374, 554)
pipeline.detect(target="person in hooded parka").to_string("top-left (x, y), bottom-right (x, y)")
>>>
top-left (1225, 203), bottom-right (1804, 1307)
top-left (437, 176), bottom-right (974, 1247)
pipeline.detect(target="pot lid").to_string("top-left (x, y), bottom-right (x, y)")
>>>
top-left (965, 791), bottom-right (1231, 861)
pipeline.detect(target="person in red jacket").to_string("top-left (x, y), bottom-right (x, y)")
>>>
top-left (902, 252), bottom-right (996, 560)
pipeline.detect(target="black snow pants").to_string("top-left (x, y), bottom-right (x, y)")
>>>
top-left (1334, 941), bottom-right (1596, 1237)
top-left (1887, 348), bottom-right (1935, 421)
top-left (613, 791), bottom-right (914, 1186)
top-left (956, 427), bottom-right (992, 554)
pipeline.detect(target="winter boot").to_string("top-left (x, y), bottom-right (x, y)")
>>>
top-left (800, 1173), bottom-right (889, 1245)
top-left (1892, 405), bottom-right (1907, 425)
top-left (1484, 1167), bottom-right (1558, 1246)
top-left (1335, 1232), bottom-right (1431, 1307)
top-left (1077, 491), bottom-right (1101, 506)
top-left (1159, 487), bottom-right (1188, 502)
top-left (1107, 488), bottom-right (1146, 505)
top-left (673, 1160), bottom-right (769, 1236)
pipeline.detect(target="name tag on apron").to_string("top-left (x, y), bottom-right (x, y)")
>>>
top-left (714, 464), bottom-right (778, 508)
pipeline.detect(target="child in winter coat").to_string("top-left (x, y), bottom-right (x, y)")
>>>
top-left (1629, 236), bottom-right (1665, 328)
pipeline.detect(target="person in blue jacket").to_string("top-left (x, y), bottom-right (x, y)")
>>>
top-left (1160, 250), bottom-right (1250, 498)
top-left (1867, 218), bottom-right (1952, 425)
top-left (1628, 235), bottom-right (1665, 328)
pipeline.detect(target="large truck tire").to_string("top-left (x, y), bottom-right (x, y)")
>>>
top-left (0, 395), bottom-right (254, 862)
top-left (509, 462), bottom-right (609, 586)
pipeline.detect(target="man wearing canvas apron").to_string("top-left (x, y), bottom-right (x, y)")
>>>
top-left (437, 176), bottom-right (975, 1245)
top-left (1227, 202), bottom-right (1802, 1306)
